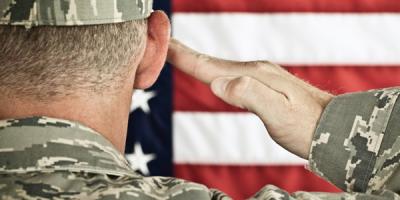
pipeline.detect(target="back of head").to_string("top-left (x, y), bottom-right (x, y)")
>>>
top-left (0, 0), bottom-right (152, 100)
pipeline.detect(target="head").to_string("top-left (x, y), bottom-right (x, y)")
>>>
top-left (0, 1), bottom-right (171, 151)
top-left (0, 3), bottom-right (170, 101)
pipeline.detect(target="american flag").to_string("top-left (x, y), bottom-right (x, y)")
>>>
top-left (125, 0), bottom-right (400, 199)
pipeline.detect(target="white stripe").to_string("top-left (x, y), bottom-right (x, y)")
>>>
top-left (173, 13), bottom-right (400, 65)
top-left (173, 112), bottom-right (306, 165)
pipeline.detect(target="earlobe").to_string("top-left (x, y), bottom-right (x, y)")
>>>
top-left (134, 11), bottom-right (171, 89)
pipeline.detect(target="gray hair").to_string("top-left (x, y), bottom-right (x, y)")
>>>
top-left (0, 20), bottom-right (147, 100)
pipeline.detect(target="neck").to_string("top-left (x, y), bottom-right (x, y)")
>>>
top-left (0, 91), bottom-right (133, 153)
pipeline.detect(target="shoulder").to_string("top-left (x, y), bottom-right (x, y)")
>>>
top-left (0, 171), bottom-right (221, 200)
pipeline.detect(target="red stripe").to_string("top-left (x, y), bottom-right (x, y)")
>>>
top-left (174, 66), bottom-right (400, 112)
top-left (173, 0), bottom-right (400, 13)
top-left (174, 164), bottom-right (340, 199)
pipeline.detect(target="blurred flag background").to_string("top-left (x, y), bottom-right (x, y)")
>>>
top-left (125, 0), bottom-right (400, 199)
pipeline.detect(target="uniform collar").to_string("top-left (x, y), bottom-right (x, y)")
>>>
top-left (0, 116), bottom-right (138, 177)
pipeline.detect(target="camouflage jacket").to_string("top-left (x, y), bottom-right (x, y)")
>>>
top-left (0, 88), bottom-right (399, 200)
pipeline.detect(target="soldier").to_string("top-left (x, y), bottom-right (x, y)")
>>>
top-left (0, 0), bottom-right (398, 200)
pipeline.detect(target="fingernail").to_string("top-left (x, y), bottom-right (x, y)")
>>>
top-left (211, 78), bottom-right (230, 97)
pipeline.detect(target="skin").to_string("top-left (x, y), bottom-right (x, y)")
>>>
top-left (167, 39), bottom-right (334, 159)
top-left (0, 11), bottom-right (332, 159)
top-left (0, 11), bottom-right (171, 153)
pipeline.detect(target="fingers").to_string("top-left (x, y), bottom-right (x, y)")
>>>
top-left (168, 39), bottom-right (298, 98)
top-left (168, 39), bottom-right (275, 84)
top-left (210, 76), bottom-right (288, 117)
top-left (169, 39), bottom-right (331, 160)
top-left (167, 39), bottom-right (200, 79)
top-left (167, 38), bottom-right (243, 84)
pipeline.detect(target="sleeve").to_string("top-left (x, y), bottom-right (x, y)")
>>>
top-left (249, 88), bottom-right (400, 200)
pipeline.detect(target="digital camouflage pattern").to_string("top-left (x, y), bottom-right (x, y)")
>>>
top-left (0, 0), bottom-right (153, 28)
top-left (0, 88), bottom-right (399, 199)
top-left (308, 87), bottom-right (400, 200)
top-left (0, 117), bottom-right (227, 199)
top-left (3, 1), bottom-right (398, 199)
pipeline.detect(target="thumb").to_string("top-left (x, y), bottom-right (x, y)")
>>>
top-left (211, 76), bottom-right (288, 115)
top-left (210, 76), bottom-right (268, 111)
top-left (210, 76), bottom-right (245, 108)
top-left (210, 77), bottom-right (232, 97)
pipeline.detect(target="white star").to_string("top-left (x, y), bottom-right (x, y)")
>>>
top-left (126, 143), bottom-right (156, 175)
top-left (130, 90), bottom-right (157, 113)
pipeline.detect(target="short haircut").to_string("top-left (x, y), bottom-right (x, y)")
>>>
top-left (0, 20), bottom-right (147, 100)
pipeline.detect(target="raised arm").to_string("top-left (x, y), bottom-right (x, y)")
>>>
top-left (168, 39), bottom-right (400, 199)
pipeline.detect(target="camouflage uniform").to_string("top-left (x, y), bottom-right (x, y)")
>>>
top-left (0, 1), bottom-right (399, 200)
top-left (1, 89), bottom-right (399, 200)
top-left (0, 0), bottom-right (153, 28)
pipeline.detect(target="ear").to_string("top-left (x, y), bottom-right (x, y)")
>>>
top-left (134, 11), bottom-right (171, 89)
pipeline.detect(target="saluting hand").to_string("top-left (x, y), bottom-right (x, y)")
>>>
top-left (167, 39), bottom-right (334, 159)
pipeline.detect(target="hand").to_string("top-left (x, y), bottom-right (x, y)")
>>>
top-left (167, 39), bottom-right (334, 159)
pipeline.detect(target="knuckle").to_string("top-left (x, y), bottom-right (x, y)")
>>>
top-left (246, 61), bottom-right (279, 74)
top-left (254, 60), bottom-right (273, 67)
top-left (192, 52), bottom-right (212, 76)
top-left (195, 52), bottom-right (211, 63)
top-left (227, 76), bottom-right (253, 100)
